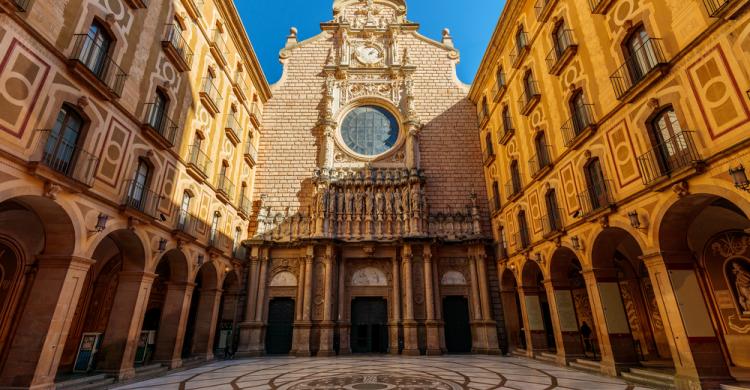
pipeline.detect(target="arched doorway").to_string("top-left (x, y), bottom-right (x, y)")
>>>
top-left (265, 298), bottom-right (295, 355)
top-left (443, 296), bottom-right (472, 353)
top-left (500, 268), bottom-right (525, 352)
top-left (0, 195), bottom-right (82, 388)
top-left (590, 227), bottom-right (670, 368)
top-left (350, 297), bottom-right (388, 354)
top-left (214, 270), bottom-right (241, 357)
top-left (549, 247), bottom-right (596, 360)
top-left (520, 261), bottom-right (555, 353)
top-left (61, 229), bottom-right (150, 378)
top-left (657, 194), bottom-right (748, 384)
top-left (140, 249), bottom-right (190, 368)
top-left (183, 262), bottom-right (221, 361)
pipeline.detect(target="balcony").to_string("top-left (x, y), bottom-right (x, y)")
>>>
top-left (233, 71), bottom-right (250, 102)
top-left (540, 209), bottom-right (565, 238)
top-left (199, 77), bottom-right (222, 116)
top-left (528, 145), bottom-right (553, 178)
top-left (610, 38), bottom-right (668, 102)
top-left (244, 141), bottom-right (258, 167)
top-left (577, 179), bottom-right (615, 218)
top-left (141, 103), bottom-right (179, 150)
top-left (233, 245), bottom-right (247, 261)
top-left (514, 231), bottom-right (532, 252)
top-left (510, 34), bottom-right (530, 69)
top-left (518, 81), bottom-right (541, 116)
top-left (208, 231), bottom-right (228, 255)
top-left (216, 174), bottom-right (235, 205)
top-left (29, 129), bottom-right (99, 190)
top-left (182, 0), bottom-right (204, 20)
top-left (249, 102), bottom-right (262, 128)
top-left (225, 114), bottom-right (242, 145)
top-left (588, 0), bottom-right (615, 13)
top-left (535, 0), bottom-right (559, 21)
top-left (121, 180), bottom-right (161, 220)
top-left (123, 0), bottom-right (148, 8)
top-left (704, 0), bottom-right (746, 17)
top-left (499, 112), bottom-right (515, 145)
top-left (9, 0), bottom-right (30, 11)
top-left (161, 24), bottom-right (193, 72)
top-left (489, 196), bottom-right (501, 215)
top-left (209, 29), bottom-right (228, 68)
top-left (483, 145), bottom-right (496, 166)
top-left (186, 145), bottom-right (211, 182)
top-left (493, 76), bottom-right (507, 102)
top-left (172, 210), bottom-right (199, 242)
top-left (505, 177), bottom-right (523, 202)
top-left (636, 131), bottom-right (703, 187)
top-left (238, 194), bottom-right (251, 219)
top-left (546, 30), bottom-right (577, 76)
top-left (561, 104), bottom-right (597, 149)
top-left (68, 34), bottom-right (127, 100)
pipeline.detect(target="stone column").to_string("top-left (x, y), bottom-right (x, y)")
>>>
top-left (190, 288), bottom-right (223, 360)
top-left (389, 255), bottom-right (401, 354)
top-left (641, 251), bottom-right (732, 389)
top-left (293, 251), bottom-right (314, 356)
top-left (467, 252), bottom-right (484, 353)
top-left (423, 246), bottom-right (441, 355)
top-left (153, 282), bottom-right (195, 368)
top-left (249, 253), bottom-right (269, 354)
top-left (319, 247), bottom-right (336, 356)
top-left (401, 244), bottom-right (419, 355)
top-left (338, 256), bottom-right (350, 355)
top-left (432, 255), bottom-right (446, 352)
top-left (0, 256), bottom-right (93, 389)
top-left (581, 267), bottom-right (638, 376)
top-left (543, 279), bottom-right (583, 365)
top-left (236, 252), bottom-right (260, 357)
top-left (97, 271), bottom-right (156, 380)
top-left (475, 252), bottom-right (500, 354)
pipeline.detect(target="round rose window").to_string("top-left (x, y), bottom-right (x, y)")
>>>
top-left (340, 106), bottom-right (399, 156)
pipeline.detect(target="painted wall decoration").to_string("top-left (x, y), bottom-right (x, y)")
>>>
top-left (606, 120), bottom-right (640, 188)
top-left (560, 162), bottom-right (580, 214)
top-left (0, 39), bottom-right (51, 139)
top-left (96, 117), bottom-right (133, 188)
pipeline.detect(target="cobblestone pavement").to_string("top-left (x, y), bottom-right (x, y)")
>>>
top-left (113, 355), bottom-right (654, 390)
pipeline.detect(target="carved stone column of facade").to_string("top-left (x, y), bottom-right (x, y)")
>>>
top-left (153, 282), bottom-right (195, 368)
top-left (249, 252), bottom-right (269, 354)
top-left (319, 246), bottom-right (336, 356)
top-left (293, 249), bottom-right (314, 356)
top-left (401, 244), bottom-right (419, 355)
top-left (191, 287), bottom-right (224, 360)
top-left (542, 279), bottom-right (582, 365)
top-left (97, 271), bottom-right (156, 380)
top-left (475, 250), bottom-right (500, 354)
top-left (641, 251), bottom-right (732, 389)
top-left (423, 246), bottom-right (441, 355)
top-left (338, 256), bottom-right (351, 355)
top-left (389, 255), bottom-right (401, 354)
top-left (581, 267), bottom-right (638, 376)
top-left (237, 250), bottom-right (261, 356)
top-left (468, 251), bottom-right (483, 354)
top-left (432, 255), bottom-right (446, 352)
top-left (0, 256), bottom-right (94, 389)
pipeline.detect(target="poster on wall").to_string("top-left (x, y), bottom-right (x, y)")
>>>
top-left (73, 332), bottom-right (102, 372)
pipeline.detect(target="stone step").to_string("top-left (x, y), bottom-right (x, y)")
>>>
top-left (134, 363), bottom-right (168, 377)
top-left (722, 384), bottom-right (750, 390)
top-left (537, 352), bottom-right (557, 362)
top-left (511, 348), bottom-right (528, 357)
top-left (56, 374), bottom-right (114, 390)
top-left (569, 359), bottom-right (601, 374)
top-left (621, 368), bottom-right (676, 389)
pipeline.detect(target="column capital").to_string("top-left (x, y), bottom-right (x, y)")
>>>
top-left (423, 245), bottom-right (433, 262)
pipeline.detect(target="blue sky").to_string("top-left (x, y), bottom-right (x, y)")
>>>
top-left (236, 0), bottom-right (505, 85)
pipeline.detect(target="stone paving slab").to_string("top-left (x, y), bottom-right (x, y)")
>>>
top-left (112, 356), bottom-right (655, 390)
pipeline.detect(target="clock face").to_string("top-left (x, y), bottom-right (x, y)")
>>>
top-left (355, 45), bottom-right (383, 64)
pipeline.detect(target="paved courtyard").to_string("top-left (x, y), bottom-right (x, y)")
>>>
top-left (113, 356), bottom-right (653, 390)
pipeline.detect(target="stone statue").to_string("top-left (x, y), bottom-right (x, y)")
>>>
top-left (337, 187), bottom-right (345, 216)
top-left (385, 187), bottom-right (393, 214)
top-left (394, 188), bottom-right (402, 215)
top-left (340, 30), bottom-right (350, 66)
top-left (345, 187), bottom-right (354, 216)
top-left (327, 188), bottom-right (336, 215)
top-left (365, 189), bottom-right (374, 216)
top-left (733, 262), bottom-right (750, 314)
top-left (375, 190), bottom-right (385, 217)
top-left (354, 188), bottom-right (364, 217)
top-left (401, 187), bottom-right (410, 216)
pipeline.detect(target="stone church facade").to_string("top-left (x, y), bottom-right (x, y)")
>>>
top-left (238, 0), bottom-right (503, 356)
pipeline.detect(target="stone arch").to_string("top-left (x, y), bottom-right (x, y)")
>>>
top-left (441, 270), bottom-right (467, 286)
top-left (0, 195), bottom-right (78, 257)
top-left (270, 271), bottom-right (298, 287)
top-left (351, 266), bottom-right (388, 286)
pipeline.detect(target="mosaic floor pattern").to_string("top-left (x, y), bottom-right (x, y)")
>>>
top-left (113, 355), bottom-right (654, 390)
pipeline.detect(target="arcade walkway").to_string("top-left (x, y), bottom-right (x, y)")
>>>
top-left (112, 355), bottom-right (653, 389)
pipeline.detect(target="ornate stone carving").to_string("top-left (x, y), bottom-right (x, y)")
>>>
top-left (351, 266), bottom-right (388, 286)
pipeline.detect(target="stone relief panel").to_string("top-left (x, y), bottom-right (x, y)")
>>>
top-left (0, 38), bottom-right (50, 139)
top-left (313, 259), bottom-right (326, 320)
top-left (351, 266), bottom-right (388, 286)
top-left (559, 162), bottom-right (579, 214)
top-left (441, 270), bottom-right (467, 286)
top-left (158, 162), bottom-right (177, 216)
top-left (687, 45), bottom-right (750, 141)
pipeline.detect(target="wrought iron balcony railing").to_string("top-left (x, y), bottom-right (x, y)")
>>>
top-left (545, 29), bottom-right (577, 73)
top-left (225, 114), bottom-right (243, 144)
top-left (535, 0), bottom-right (557, 20)
top-left (143, 103), bottom-right (179, 147)
top-left (12, 0), bottom-right (30, 11)
top-left (69, 34), bottom-right (127, 97)
top-left (238, 194), bottom-right (252, 217)
top-left (33, 129), bottom-right (99, 187)
top-left (514, 231), bottom-right (532, 251)
top-left (540, 209), bottom-right (564, 236)
top-left (636, 131), bottom-right (701, 186)
top-left (210, 29), bottom-right (228, 64)
top-left (249, 102), bottom-right (262, 127)
top-left (162, 24), bottom-right (193, 71)
top-left (505, 176), bottom-right (523, 200)
top-left (610, 38), bottom-right (668, 100)
top-left (561, 104), bottom-right (596, 148)
top-left (244, 141), bottom-right (258, 166)
top-left (483, 145), bottom-right (496, 165)
top-left (510, 32), bottom-right (530, 68)
top-left (187, 145), bottom-right (211, 177)
top-left (233, 71), bottom-right (250, 100)
top-left (518, 80), bottom-right (541, 115)
top-left (175, 210), bottom-right (199, 237)
top-left (217, 173), bottom-right (236, 201)
top-left (493, 72), bottom-right (507, 102)
top-left (200, 77), bottom-right (222, 113)
top-left (703, 0), bottom-right (736, 16)
top-left (577, 179), bottom-right (615, 217)
top-left (529, 145), bottom-right (553, 177)
top-left (499, 111), bottom-right (515, 144)
top-left (122, 180), bottom-right (161, 218)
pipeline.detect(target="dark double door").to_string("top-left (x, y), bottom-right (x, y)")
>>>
top-left (443, 296), bottom-right (472, 353)
top-left (351, 298), bottom-right (388, 354)
top-left (265, 298), bottom-right (295, 355)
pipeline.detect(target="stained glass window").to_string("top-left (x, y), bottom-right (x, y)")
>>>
top-left (340, 106), bottom-right (399, 156)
